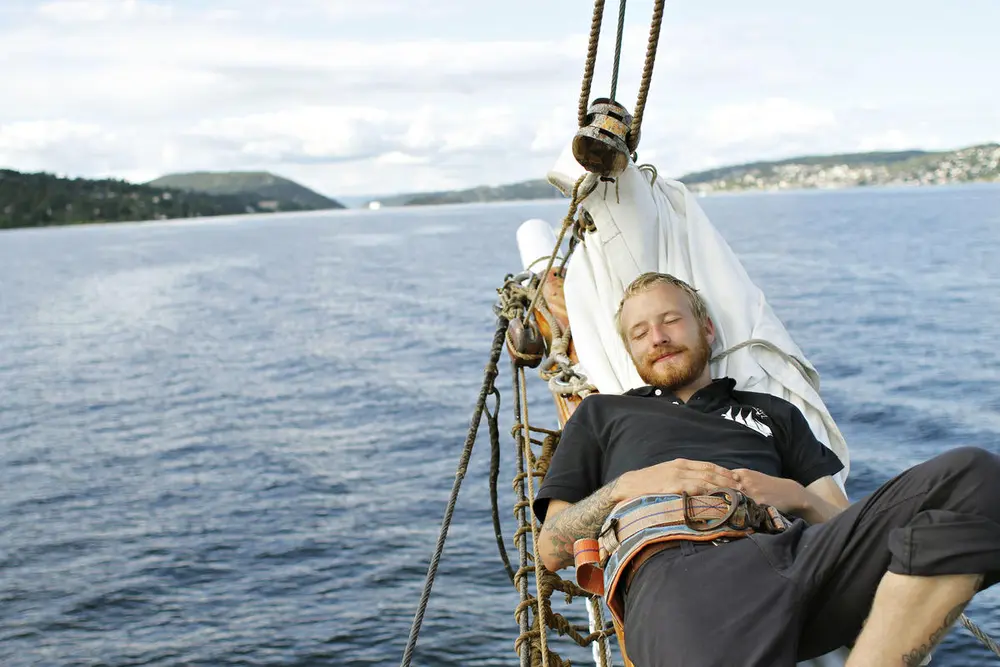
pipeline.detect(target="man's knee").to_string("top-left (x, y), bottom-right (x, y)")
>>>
top-left (932, 446), bottom-right (1000, 482)
top-left (922, 447), bottom-right (1000, 512)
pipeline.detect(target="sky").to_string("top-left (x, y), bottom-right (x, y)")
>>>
top-left (1, 0), bottom-right (999, 199)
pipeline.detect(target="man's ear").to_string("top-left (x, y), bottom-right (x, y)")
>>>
top-left (704, 317), bottom-right (717, 346)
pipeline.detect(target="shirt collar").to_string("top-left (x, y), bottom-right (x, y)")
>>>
top-left (626, 377), bottom-right (736, 402)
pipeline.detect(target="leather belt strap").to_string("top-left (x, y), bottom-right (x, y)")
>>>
top-left (574, 490), bottom-right (792, 630)
top-left (598, 491), bottom-right (742, 558)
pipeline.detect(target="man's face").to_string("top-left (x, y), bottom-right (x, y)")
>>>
top-left (620, 283), bottom-right (715, 389)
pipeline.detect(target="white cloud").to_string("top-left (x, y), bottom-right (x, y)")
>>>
top-left (374, 151), bottom-right (429, 166)
top-left (697, 98), bottom-right (837, 147)
top-left (37, 0), bottom-right (173, 23)
top-left (2, 2), bottom-right (999, 197)
top-left (857, 129), bottom-right (935, 152)
top-left (188, 107), bottom-right (394, 162)
top-left (530, 106), bottom-right (576, 154)
top-left (0, 120), bottom-right (105, 153)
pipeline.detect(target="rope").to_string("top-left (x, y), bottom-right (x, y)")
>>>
top-left (629, 0), bottom-right (664, 151)
top-left (489, 377), bottom-right (517, 585)
top-left (961, 613), bottom-right (1000, 658)
top-left (588, 596), bottom-right (613, 667)
top-left (502, 336), bottom-right (610, 665)
top-left (510, 360), bottom-right (534, 667)
top-left (578, 0), bottom-right (607, 127)
top-left (499, 276), bottom-right (612, 665)
top-left (609, 0), bottom-right (627, 100)
top-left (710, 338), bottom-right (818, 393)
top-left (519, 367), bottom-right (552, 667)
top-left (399, 319), bottom-right (507, 667)
top-left (522, 174), bottom-right (596, 323)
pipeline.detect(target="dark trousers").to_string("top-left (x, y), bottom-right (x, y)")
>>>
top-left (624, 446), bottom-right (1000, 667)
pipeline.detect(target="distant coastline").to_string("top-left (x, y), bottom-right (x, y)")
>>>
top-left (0, 170), bottom-right (343, 231)
top-left (362, 143), bottom-right (1000, 208)
top-left (3, 143), bottom-right (998, 230)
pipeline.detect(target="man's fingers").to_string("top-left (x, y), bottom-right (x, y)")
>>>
top-left (692, 460), bottom-right (740, 481)
top-left (682, 470), bottom-right (741, 490)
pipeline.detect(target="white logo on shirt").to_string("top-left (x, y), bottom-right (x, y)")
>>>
top-left (721, 407), bottom-right (773, 438)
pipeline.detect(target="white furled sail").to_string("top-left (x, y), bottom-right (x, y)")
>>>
top-left (544, 142), bottom-right (850, 487)
top-left (515, 142), bottom-right (853, 667)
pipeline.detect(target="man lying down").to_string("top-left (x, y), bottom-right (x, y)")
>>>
top-left (534, 271), bottom-right (1000, 667)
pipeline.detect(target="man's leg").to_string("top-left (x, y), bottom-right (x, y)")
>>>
top-left (757, 446), bottom-right (1000, 661)
top-left (846, 572), bottom-right (983, 666)
top-left (624, 538), bottom-right (800, 667)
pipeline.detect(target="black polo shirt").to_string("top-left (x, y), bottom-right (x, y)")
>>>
top-left (533, 377), bottom-right (844, 521)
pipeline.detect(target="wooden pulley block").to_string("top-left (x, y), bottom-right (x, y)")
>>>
top-left (572, 98), bottom-right (635, 177)
top-left (506, 318), bottom-right (545, 368)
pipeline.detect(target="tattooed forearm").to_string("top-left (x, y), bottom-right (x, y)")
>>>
top-left (540, 477), bottom-right (623, 570)
top-left (901, 575), bottom-right (983, 666)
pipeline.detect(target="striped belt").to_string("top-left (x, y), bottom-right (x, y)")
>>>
top-left (572, 489), bottom-right (790, 628)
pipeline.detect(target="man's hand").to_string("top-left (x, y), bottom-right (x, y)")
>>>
top-left (734, 469), bottom-right (849, 524)
top-left (620, 458), bottom-right (743, 498)
top-left (731, 468), bottom-right (806, 514)
top-left (538, 459), bottom-right (739, 571)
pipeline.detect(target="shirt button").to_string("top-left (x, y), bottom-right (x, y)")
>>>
top-left (654, 389), bottom-right (662, 396)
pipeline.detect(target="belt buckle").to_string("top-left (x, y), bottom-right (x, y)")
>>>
top-left (683, 488), bottom-right (742, 532)
top-left (597, 517), bottom-right (619, 565)
top-left (598, 516), bottom-right (618, 542)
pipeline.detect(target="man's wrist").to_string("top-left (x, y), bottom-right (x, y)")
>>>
top-left (789, 481), bottom-right (810, 514)
top-left (609, 473), bottom-right (630, 503)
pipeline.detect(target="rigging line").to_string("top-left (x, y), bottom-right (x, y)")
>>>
top-left (609, 0), bottom-right (627, 100)
top-left (629, 0), bottom-right (664, 150)
top-left (399, 319), bottom-right (507, 667)
top-left (511, 359), bottom-right (534, 667)
top-left (519, 366), bottom-right (551, 667)
top-left (578, 0), bottom-right (607, 127)
top-left (960, 613), bottom-right (1000, 659)
top-left (522, 174), bottom-right (595, 323)
top-left (488, 383), bottom-right (517, 585)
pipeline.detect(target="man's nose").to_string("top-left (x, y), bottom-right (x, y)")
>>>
top-left (649, 324), bottom-right (671, 345)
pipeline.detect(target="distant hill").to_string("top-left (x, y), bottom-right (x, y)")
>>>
top-left (679, 144), bottom-right (1000, 193)
top-left (0, 169), bottom-right (340, 229)
top-left (148, 171), bottom-right (344, 210)
top-left (0, 169), bottom-right (299, 230)
top-left (365, 144), bottom-right (1000, 207)
top-left (368, 179), bottom-right (563, 207)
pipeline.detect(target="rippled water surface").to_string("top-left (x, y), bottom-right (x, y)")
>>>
top-left (2, 185), bottom-right (1000, 666)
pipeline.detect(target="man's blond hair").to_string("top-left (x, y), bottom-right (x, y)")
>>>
top-left (614, 272), bottom-right (711, 344)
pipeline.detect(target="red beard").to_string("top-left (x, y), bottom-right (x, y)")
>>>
top-left (636, 332), bottom-right (713, 390)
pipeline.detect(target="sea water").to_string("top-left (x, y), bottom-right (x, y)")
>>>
top-left (2, 184), bottom-right (1000, 666)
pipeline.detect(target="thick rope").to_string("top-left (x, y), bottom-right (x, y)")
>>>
top-left (710, 338), bottom-right (817, 393)
top-left (489, 378), bottom-right (517, 585)
top-left (609, 0), bottom-right (627, 100)
top-left (508, 377), bottom-right (608, 665)
top-left (588, 596), bottom-right (613, 667)
top-left (510, 360), bottom-right (535, 667)
top-left (501, 275), bottom-right (613, 664)
top-left (522, 174), bottom-right (596, 323)
top-left (519, 367), bottom-right (552, 667)
top-left (578, 0), bottom-right (607, 127)
top-left (961, 613), bottom-right (1000, 658)
top-left (629, 0), bottom-right (664, 150)
top-left (399, 319), bottom-right (507, 667)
